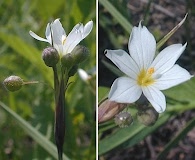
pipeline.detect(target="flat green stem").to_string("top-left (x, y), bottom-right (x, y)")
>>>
top-left (99, 0), bottom-right (132, 33)
top-left (54, 67), bottom-right (69, 160)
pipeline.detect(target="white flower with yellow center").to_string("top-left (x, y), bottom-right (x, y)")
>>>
top-left (105, 22), bottom-right (193, 113)
top-left (29, 19), bottom-right (93, 56)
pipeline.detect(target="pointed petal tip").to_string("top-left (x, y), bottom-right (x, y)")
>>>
top-left (29, 30), bottom-right (49, 43)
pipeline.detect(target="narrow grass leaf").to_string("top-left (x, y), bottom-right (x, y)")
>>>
top-left (0, 101), bottom-right (70, 160)
top-left (99, 0), bottom-right (132, 33)
top-left (157, 117), bottom-right (195, 160)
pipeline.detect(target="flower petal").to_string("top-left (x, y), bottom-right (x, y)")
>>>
top-left (62, 21), bottom-right (93, 54)
top-left (51, 19), bottom-right (66, 46)
top-left (63, 30), bottom-right (82, 54)
top-left (105, 49), bottom-right (139, 80)
top-left (83, 20), bottom-right (93, 39)
top-left (45, 23), bottom-right (52, 44)
top-left (128, 22), bottom-right (156, 70)
top-left (109, 77), bottom-right (142, 103)
top-left (153, 64), bottom-right (193, 90)
top-left (151, 43), bottom-right (187, 76)
top-left (29, 31), bottom-right (49, 43)
top-left (142, 86), bottom-right (166, 113)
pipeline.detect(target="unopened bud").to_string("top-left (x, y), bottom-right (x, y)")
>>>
top-left (61, 53), bottom-right (74, 69)
top-left (69, 65), bottom-right (78, 77)
top-left (71, 45), bottom-right (89, 64)
top-left (42, 47), bottom-right (59, 67)
top-left (3, 75), bottom-right (23, 92)
top-left (115, 112), bottom-right (133, 128)
top-left (137, 107), bottom-right (159, 126)
top-left (98, 99), bottom-right (127, 123)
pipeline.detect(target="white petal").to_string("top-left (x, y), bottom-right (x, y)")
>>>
top-left (63, 30), bottom-right (82, 54)
top-left (62, 21), bottom-right (93, 54)
top-left (105, 49), bottom-right (139, 80)
top-left (45, 23), bottom-right (52, 44)
top-left (78, 69), bottom-right (90, 81)
top-left (142, 86), bottom-right (166, 113)
top-left (128, 22), bottom-right (156, 70)
top-left (151, 43), bottom-right (187, 76)
top-left (29, 31), bottom-right (49, 43)
top-left (83, 20), bottom-right (93, 39)
top-left (51, 19), bottom-right (66, 46)
top-left (53, 43), bottom-right (64, 55)
top-left (153, 64), bottom-right (193, 90)
top-left (109, 77), bottom-right (142, 103)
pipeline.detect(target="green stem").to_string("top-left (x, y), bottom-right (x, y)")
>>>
top-left (23, 81), bottom-right (39, 85)
top-left (53, 65), bottom-right (60, 102)
top-left (55, 67), bottom-right (69, 160)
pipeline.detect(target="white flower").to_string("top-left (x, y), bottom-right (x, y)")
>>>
top-left (29, 19), bottom-right (93, 56)
top-left (78, 68), bottom-right (91, 81)
top-left (105, 22), bottom-right (193, 113)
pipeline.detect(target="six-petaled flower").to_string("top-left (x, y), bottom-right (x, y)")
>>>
top-left (106, 22), bottom-right (193, 113)
top-left (29, 19), bottom-right (93, 56)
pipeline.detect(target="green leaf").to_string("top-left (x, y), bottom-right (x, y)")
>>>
top-left (157, 14), bottom-right (187, 49)
top-left (99, 113), bottom-right (171, 155)
top-left (0, 101), bottom-right (70, 160)
top-left (99, 0), bottom-right (132, 33)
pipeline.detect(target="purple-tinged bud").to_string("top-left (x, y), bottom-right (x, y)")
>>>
top-left (42, 47), bottom-right (59, 67)
top-left (98, 99), bottom-right (127, 123)
top-left (3, 75), bottom-right (23, 92)
top-left (137, 107), bottom-right (159, 126)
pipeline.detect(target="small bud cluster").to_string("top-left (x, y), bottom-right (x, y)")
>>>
top-left (61, 45), bottom-right (89, 70)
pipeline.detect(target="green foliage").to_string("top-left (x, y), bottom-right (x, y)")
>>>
top-left (0, 0), bottom-right (95, 159)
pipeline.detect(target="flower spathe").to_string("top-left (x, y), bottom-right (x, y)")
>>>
top-left (105, 22), bottom-right (193, 113)
top-left (29, 19), bottom-right (93, 56)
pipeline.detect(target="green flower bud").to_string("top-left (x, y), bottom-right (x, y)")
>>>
top-left (3, 75), bottom-right (23, 92)
top-left (42, 47), bottom-right (59, 67)
top-left (71, 45), bottom-right (89, 64)
top-left (137, 107), bottom-right (159, 126)
top-left (68, 65), bottom-right (78, 77)
top-left (114, 112), bottom-right (133, 128)
top-left (61, 53), bottom-right (74, 69)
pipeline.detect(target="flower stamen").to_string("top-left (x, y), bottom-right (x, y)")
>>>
top-left (137, 68), bottom-right (155, 86)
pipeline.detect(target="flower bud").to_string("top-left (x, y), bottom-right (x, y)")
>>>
top-left (61, 53), bottom-right (74, 69)
top-left (71, 45), bottom-right (89, 64)
top-left (98, 99), bottom-right (127, 123)
top-left (68, 65), bottom-right (78, 77)
top-left (42, 47), bottom-right (59, 67)
top-left (3, 75), bottom-right (23, 92)
top-left (114, 112), bottom-right (133, 128)
top-left (137, 107), bottom-right (159, 126)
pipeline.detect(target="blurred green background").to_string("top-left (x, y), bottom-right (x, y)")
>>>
top-left (0, 0), bottom-right (96, 159)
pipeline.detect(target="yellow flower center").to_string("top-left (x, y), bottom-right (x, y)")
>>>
top-left (137, 67), bottom-right (155, 86)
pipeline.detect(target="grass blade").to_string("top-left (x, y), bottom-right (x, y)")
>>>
top-left (0, 101), bottom-right (70, 160)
